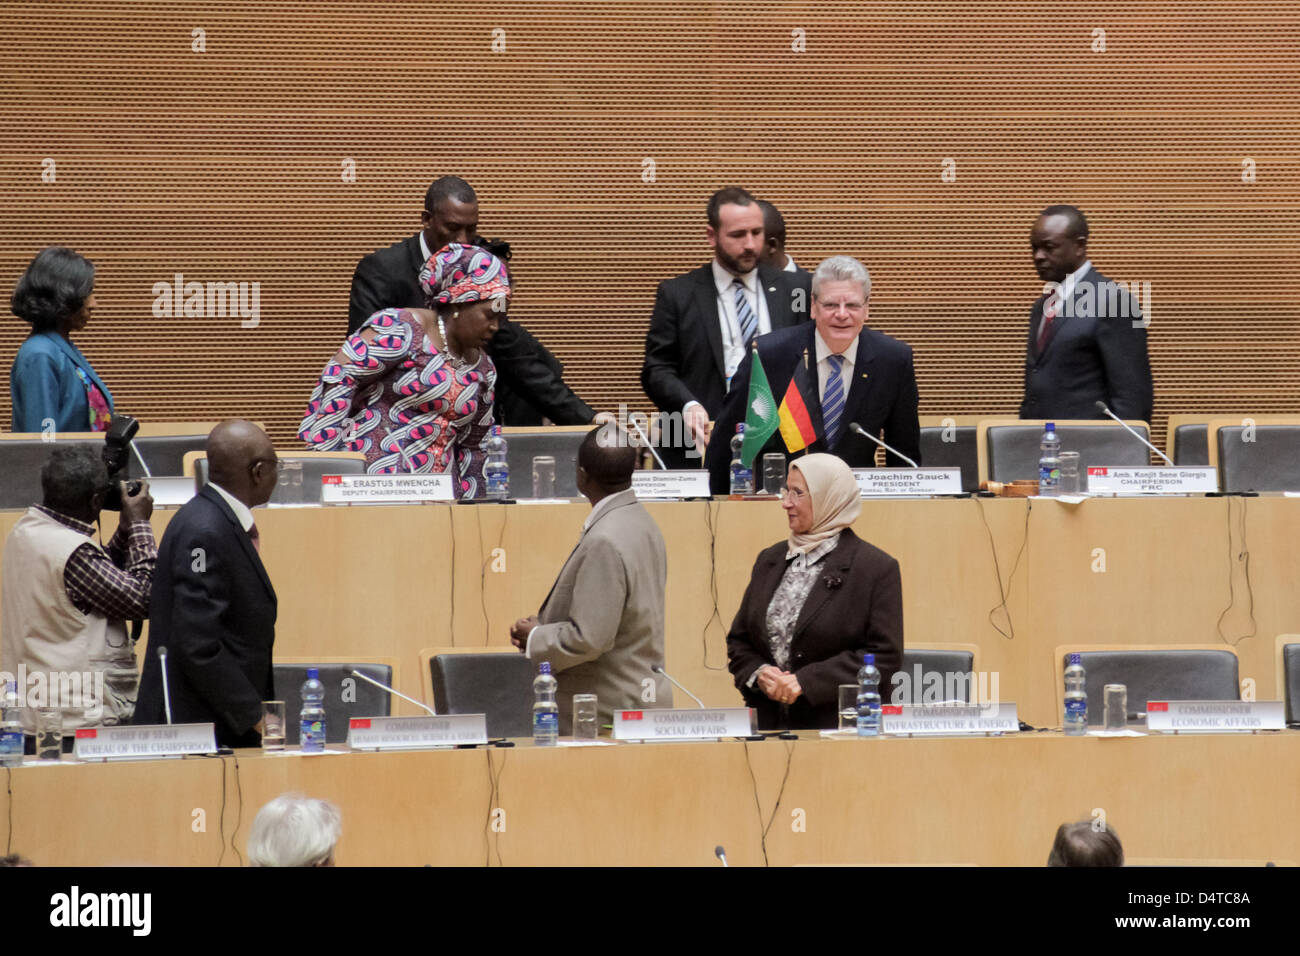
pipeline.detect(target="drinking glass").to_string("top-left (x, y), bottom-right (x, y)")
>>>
top-left (837, 685), bottom-right (858, 731)
top-left (35, 709), bottom-right (62, 761)
top-left (261, 700), bottom-right (286, 751)
top-left (532, 456), bottom-right (557, 499)
top-left (762, 453), bottom-right (787, 496)
top-left (1103, 684), bottom-right (1127, 731)
top-left (572, 694), bottom-right (598, 740)
top-left (276, 459), bottom-right (304, 504)
top-left (1059, 452), bottom-right (1081, 494)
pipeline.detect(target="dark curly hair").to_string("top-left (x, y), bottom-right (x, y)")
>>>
top-left (10, 246), bottom-right (95, 333)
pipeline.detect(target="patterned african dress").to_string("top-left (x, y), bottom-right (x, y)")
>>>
top-left (299, 308), bottom-right (496, 498)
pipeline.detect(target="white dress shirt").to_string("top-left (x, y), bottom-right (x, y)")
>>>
top-left (783, 255), bottom-right (798, 273)
top-left (681, 261), bottom-right (772, 419)
top-left (814, 328), bottom-right (860, 405)
top-left (1038, 259), bottom-right (1092, 340)
top-left (207, 482), bottom-right (255, 532)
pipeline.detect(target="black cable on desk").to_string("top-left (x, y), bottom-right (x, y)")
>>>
top-left (4, 767), bottom-right (11, 855)
top-left (483, 747), bottom-right (506, 867)
top-left (701, 500), bottom-right (725, 670)
top-left (974, 496), bottom-right (1030, 641)
top-left (230, 752), bottom-right (244, 867)
top-left (1216, 496), bottom-right (1257, 647)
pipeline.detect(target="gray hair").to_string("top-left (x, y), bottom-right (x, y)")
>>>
top-left (41, 444), bottom-right (108, 513)
top-left (247, 794), bottom-right (342, 867)
top-left (812, 256), bottom-right (871, 302)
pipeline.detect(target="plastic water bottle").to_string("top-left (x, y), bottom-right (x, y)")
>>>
top-left (856, 654), bottom-right (882, 737)
top-left (1038, 421), bottom-right (1062, 496)
top-left (484, 425), bottom-right (509, 499)
top-left (300, 667), bottom-right (326, 753)
top-left (729, 424), bottom-right (754, 495)
top-left (532, 662), bottom-right (558, 746)
top-left (1064, 653), bottom-right (1088, 735)
top-left (0, 681), bottom-right (23, 767)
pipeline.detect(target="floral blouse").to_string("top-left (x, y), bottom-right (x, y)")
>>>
top-left (763, 532), bottom-right (843, 670)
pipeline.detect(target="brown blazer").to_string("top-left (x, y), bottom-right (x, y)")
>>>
top-left (726, 528), bottom-right (903, 729)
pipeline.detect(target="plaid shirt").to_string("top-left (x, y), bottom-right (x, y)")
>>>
top-left (35, 505), bottom-right (157, 621)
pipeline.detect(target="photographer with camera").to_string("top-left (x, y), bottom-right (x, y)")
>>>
top-left (0, 444), bottom-right (155, 748)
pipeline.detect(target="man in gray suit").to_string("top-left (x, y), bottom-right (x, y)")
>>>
top-left (509, 427), bottom-right (673, 727)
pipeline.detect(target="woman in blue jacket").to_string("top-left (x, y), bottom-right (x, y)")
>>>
top-left (9, 247), bottom-right (113, 432)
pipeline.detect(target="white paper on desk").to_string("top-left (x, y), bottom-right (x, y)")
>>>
top-left (557, 739), bottom-right (615, 747)
top-left (517, 498), bottom-right (575, 505)
top-left (818, 729), bottom-right (860, 739)
top-left (1087, 728), bottom-right (1145, 737)
top-left (1035, 495), bottom-right (1087, 505)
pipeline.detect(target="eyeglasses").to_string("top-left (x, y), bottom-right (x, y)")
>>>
top-left (781, 487), bottom-right (807, 502)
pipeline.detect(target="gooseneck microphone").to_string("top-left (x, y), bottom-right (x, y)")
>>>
top-left (652, 665), bottom-right (705, 707)
top-left (157, 646), bottom-right (173, 725)
top-left (715, 845), bottom-right (729, 867)
top-left (350, 669), bottom-right (438, 717)
top-left (848, 422), bottom-right (919, 468)
top-left (627, 417), bottom-right (668, 471)
top-left (1094, 401), bottom-right (1173, 466)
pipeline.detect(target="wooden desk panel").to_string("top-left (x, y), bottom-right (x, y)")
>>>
top-left (7, 733), bottom-right (1297, 866)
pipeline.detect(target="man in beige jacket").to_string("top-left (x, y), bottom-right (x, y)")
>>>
top-left (510, 427), bottom-right (673, 727)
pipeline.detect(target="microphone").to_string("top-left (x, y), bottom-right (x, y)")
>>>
top-left (349, 669), bottom-right (438, 717)
top-left (652, 665), bottom-right (705, 707)
top-left (715, 845), bottom-right (729, 867)
top-left (157, 646), bottom-right (173, 725)
top-left (848, 423), bottom-right (918, 468)
top-left (128, 439), bottom-right (153, 479)
top-left (1093, 402), bottom-right (1173, 466)
top-left (627, 417), bottom-right (668, 471)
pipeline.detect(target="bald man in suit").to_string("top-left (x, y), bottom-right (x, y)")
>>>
top-left (510, 427), bottom-right (672, 727)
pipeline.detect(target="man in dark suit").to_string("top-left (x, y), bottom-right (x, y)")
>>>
top-left (641, 187), bottom-right (812, 467)
top-left (134, 421), bottom-right (279, 747)
top-left (348, 175), bottom-right (597, 426)
top-left (757, 200), bottom-right (808, 276)
top-left (705, 256), bottom-right (921, 494)
top-left (1022, 205), bottom-right (1153, 422)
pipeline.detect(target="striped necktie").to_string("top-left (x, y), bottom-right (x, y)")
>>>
top-left (823, 354), bottom-right (846, 448)
top-left (733, 279), bottom-right (757, 350)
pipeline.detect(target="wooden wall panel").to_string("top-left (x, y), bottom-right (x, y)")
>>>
top-left (1, 1), bottom-right (1298, 450)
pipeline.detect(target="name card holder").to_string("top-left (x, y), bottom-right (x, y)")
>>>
top-left (1085, 467), bottom-right (1217, 496)
top-left (613, 707), bottom-right (755, 741)
top-left (346, 714), bottom-right (488, 750)
top-left (73, 723), bottom-right (217, 761)
top-left (631, 470), bottom-right (712, 500)
top-left (1145, 700), bottom-right (1285, 733)
top-left (853, 468), bottom-right (963, 497)
top-left (321, 474), bottom-right (455, 504)
top-left (880, 703), bottom-right (1020, 736)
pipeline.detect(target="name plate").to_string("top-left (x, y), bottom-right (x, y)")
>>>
top-left (880, 703), bottom-right (1019, 735)
top-left (1146, 700), bottom-right (1285, 733)
top-left (346, 714), bottom-right (488, 750)
top-left (853, 468), bottom-right (963, 497)
top-left (321, 474), bottom-right (455, 503)
top-left (631, 470), bottom-right (711, 499)
top-left (73, 723), bottom-right (216, 760)
top-left (1085, 466), bottom-right (1217, 496)
top-left (613, 707), bottom-right (755, 741)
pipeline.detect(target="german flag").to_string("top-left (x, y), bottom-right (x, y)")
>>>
top-left (778, 355), bottom-right (818, 452)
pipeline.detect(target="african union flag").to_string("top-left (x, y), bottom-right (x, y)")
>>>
top-left (740, 349), bottom-right (780, 467)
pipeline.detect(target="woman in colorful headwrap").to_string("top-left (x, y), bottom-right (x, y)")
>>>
top-left (726, 453), bottom-right (903, 729)
top-left (299, 243), bottom-right (509, 496)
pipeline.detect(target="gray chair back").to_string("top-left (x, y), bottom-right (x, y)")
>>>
top-left (1215, 425), bottom-right (1300, 493)
top-left (193, 455), bottom-right (367, 503)
top-left (919, 426), bottom-right (978, 492)
top-left (986, 423), bottom-right (1151, 483)
top-left (1284, 644), bottom-right (1300, 727)
top-left (1067, 650), bottom-right (1239, 725)
top-left (430, 653), bottom-right (535, 738)
top-left (894, 649), bottom-right (976, 703)
top-left (0, 438), bottom-right (106, 510)
top-left (503, 430), bottom-right (588, 498)
top-left (272, 662), bottom-right (393, 744)
top-left (126, 435), bottom-right (208, 478)
top-left (1172, 424), bottom-right (1208, 466)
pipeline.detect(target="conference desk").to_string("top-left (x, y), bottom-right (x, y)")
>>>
top-left (1, 495), bottom-right (1297, 729)
top-left (8, 731), bottom-right (1298, 866)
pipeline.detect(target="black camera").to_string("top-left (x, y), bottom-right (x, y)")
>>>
top-left (102, 414), bottom-right (143, 511)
